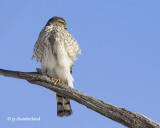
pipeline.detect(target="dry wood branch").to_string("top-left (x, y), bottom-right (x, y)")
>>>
top-left (0, 68), bottom-right (159, 128)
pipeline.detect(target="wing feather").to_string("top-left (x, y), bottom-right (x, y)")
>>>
top-left (64, 31), bottom-right (81, 60)
top-left (33, 27), bottom-right (53, 62)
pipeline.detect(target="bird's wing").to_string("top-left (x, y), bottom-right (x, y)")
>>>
top-left (64, 31), bottom-right (81, 60)
top-left (33, 27), bottom-right (52, 62)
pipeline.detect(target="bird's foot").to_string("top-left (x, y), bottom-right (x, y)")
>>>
top-left (52, 78), bottom-right (61, 85)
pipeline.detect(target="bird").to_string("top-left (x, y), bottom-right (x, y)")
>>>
top-left (33, 16), bottom-right (81, 117)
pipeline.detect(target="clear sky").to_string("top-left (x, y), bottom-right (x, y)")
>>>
top-left (0, 0), bottom-right (160, 128)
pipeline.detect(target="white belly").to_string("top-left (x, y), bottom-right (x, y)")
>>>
top-left (41, 42), bottom-right (74, 88)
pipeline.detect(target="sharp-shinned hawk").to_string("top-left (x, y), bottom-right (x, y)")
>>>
top-left (33, 16), bottom-right (81, 117)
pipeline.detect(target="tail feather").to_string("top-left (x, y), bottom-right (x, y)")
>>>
top-left (56, 94), bottom-right (72, 117)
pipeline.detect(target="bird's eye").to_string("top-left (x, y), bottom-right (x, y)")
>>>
top-left (58, 20), bottom-right (64, 24)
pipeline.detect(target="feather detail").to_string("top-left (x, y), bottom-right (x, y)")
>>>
top-left (56, 94), bottom-right (72, 117)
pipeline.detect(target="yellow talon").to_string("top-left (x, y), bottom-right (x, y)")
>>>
top-left (52, 78), bottom-right (61, 85)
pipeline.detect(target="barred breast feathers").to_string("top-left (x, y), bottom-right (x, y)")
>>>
top-left (33, 25), bottom-right (81, 62)
top-left (33, 26), bottom-right (55, 62)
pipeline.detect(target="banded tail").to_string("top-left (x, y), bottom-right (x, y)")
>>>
top-left (56, 94), bottom-right (72, 117)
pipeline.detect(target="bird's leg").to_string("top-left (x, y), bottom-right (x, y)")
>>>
top-left (52, 78), bottom-right (61, 85)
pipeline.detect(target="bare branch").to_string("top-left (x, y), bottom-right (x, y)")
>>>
top-left (0, 68), bottom-right (159, 128)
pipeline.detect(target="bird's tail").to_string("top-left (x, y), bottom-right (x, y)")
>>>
top-left (56, 93), bottom-right (72, 117)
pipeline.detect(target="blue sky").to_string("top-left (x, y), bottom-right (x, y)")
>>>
top-left (0, 0), bottom-right (160, 128)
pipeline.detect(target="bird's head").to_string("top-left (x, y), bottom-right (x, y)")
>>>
top-left (46, 16), bottom-right (67, 29)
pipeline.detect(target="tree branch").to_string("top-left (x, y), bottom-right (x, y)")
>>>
top-left (0, 68), bottom-right (159, 128)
